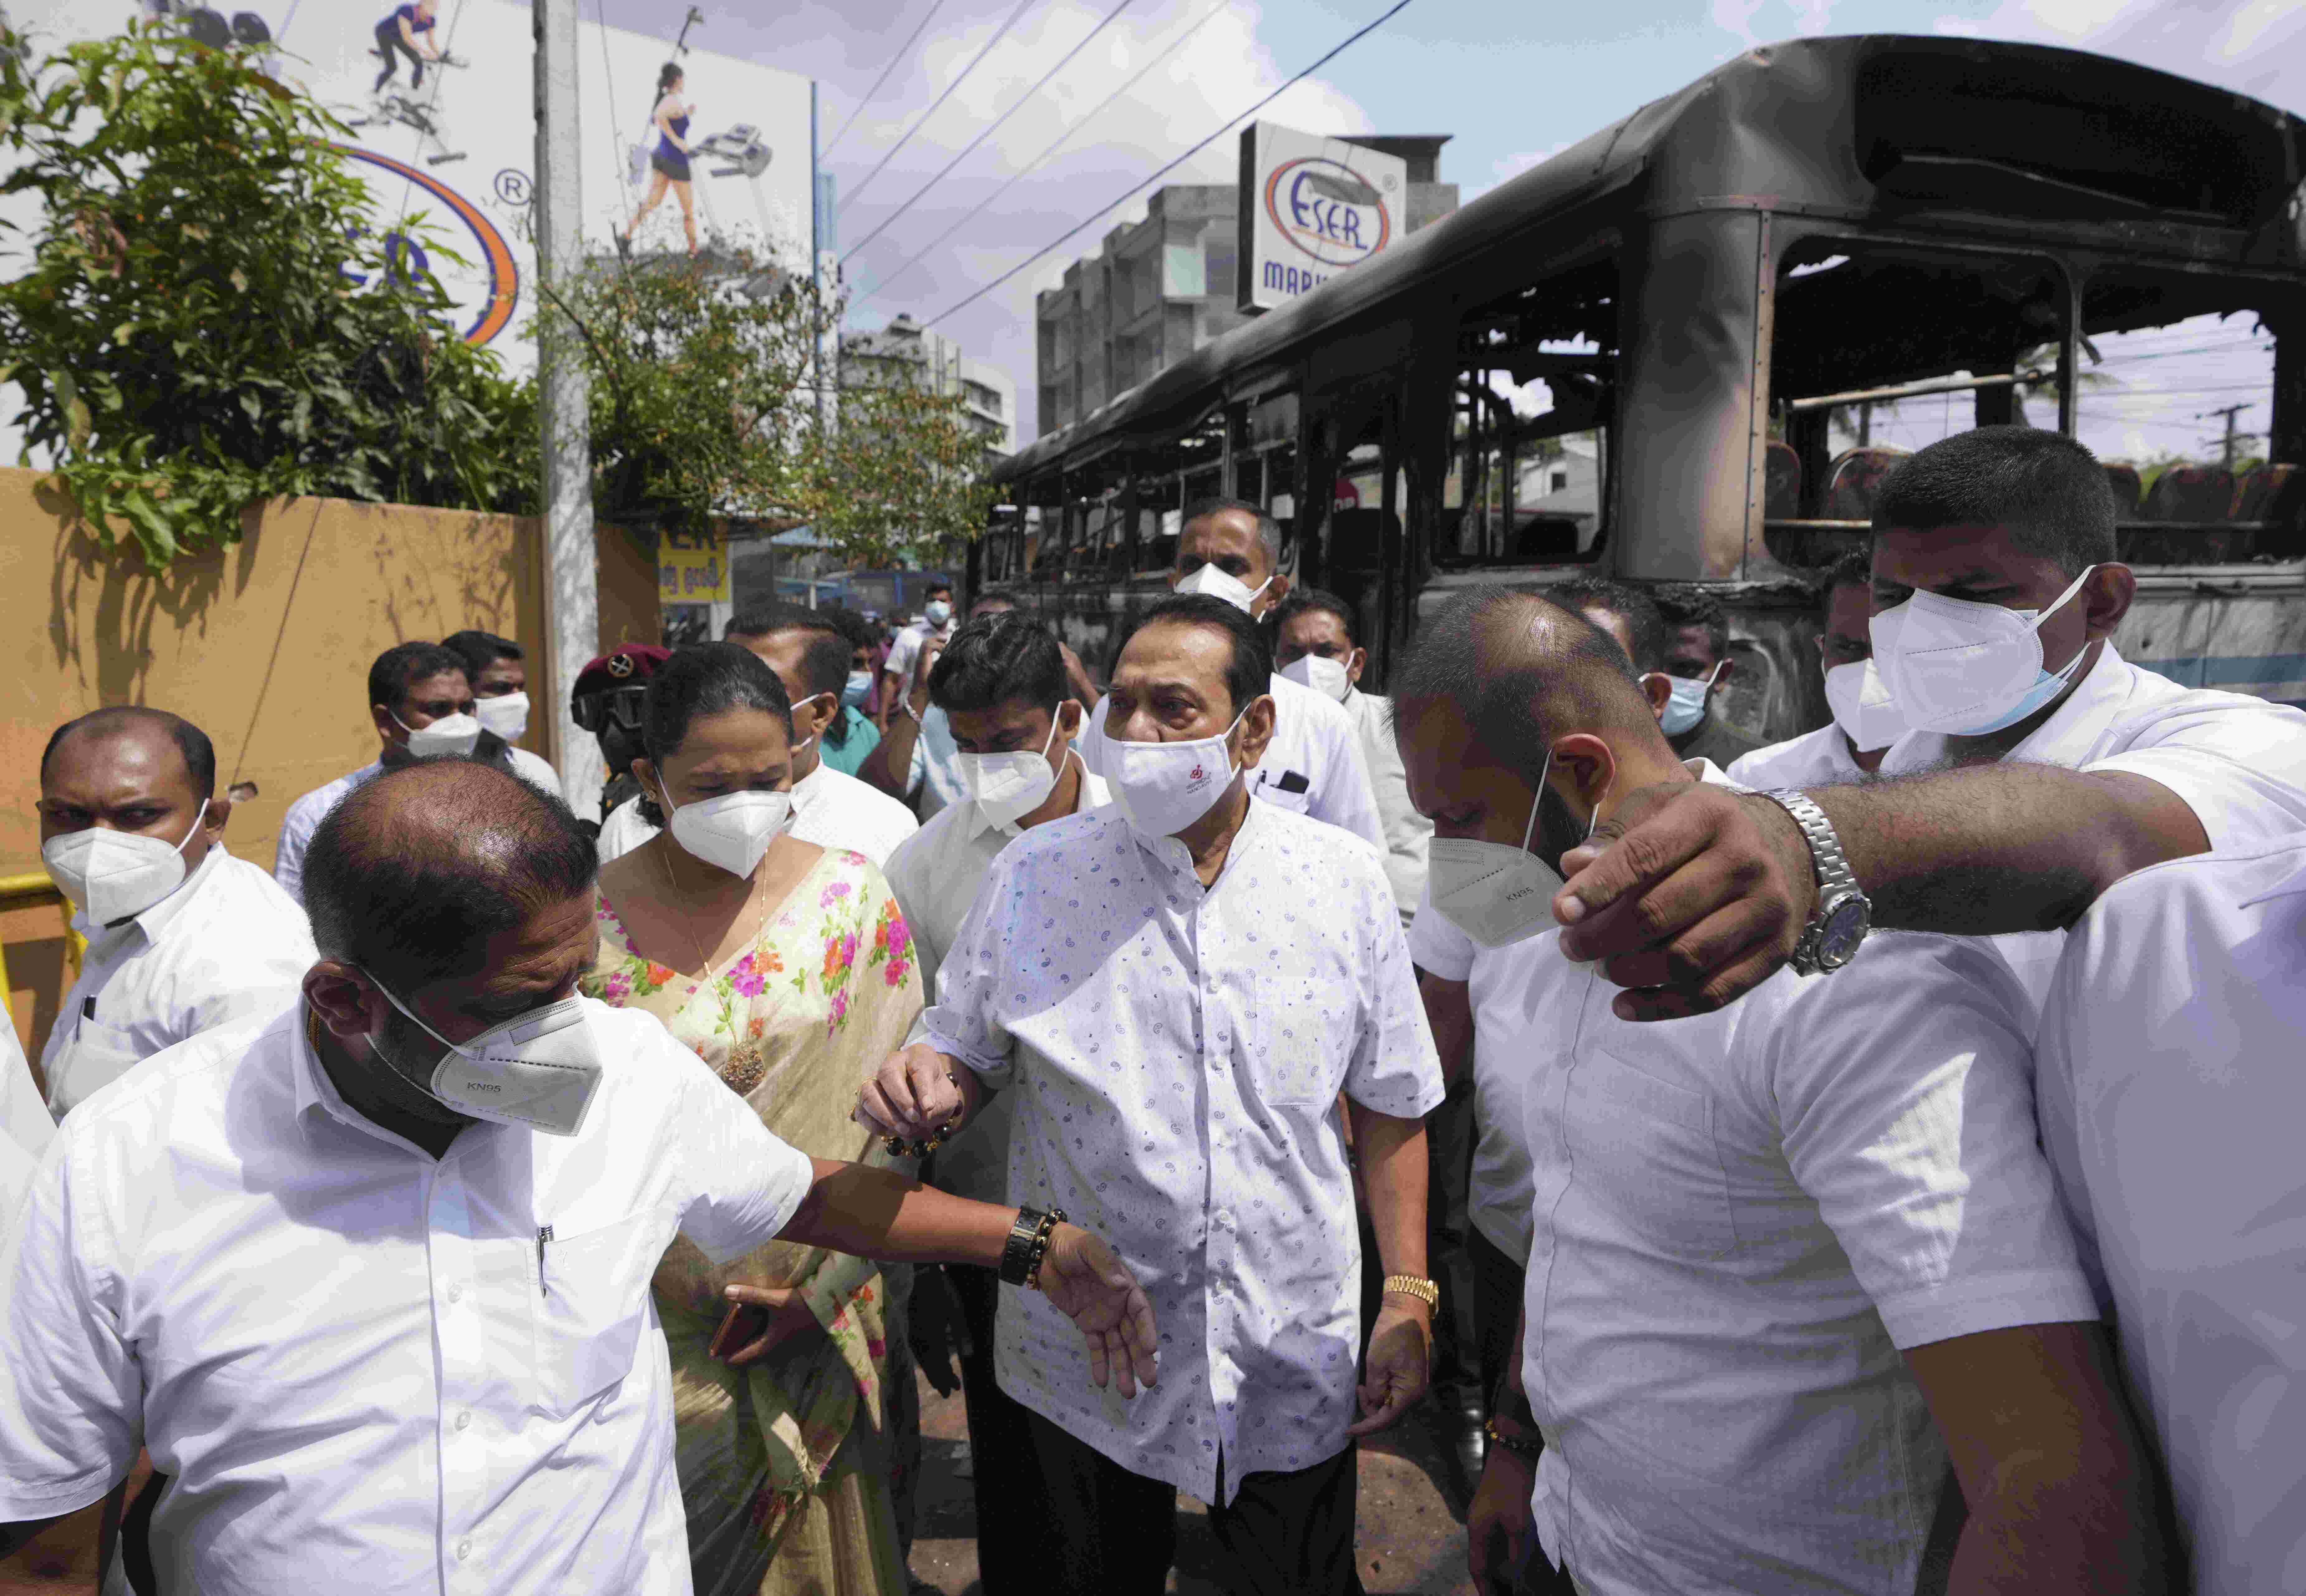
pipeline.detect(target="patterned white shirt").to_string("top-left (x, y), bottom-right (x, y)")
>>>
top-left (0, 1001), bottom-right (814, 1596)
top-left (925, 796), bottom-right (1443, 1503)
top-left (41, 846), bottom-right (315, 1118)
top-left (594, 761), bottom-right (919, 868)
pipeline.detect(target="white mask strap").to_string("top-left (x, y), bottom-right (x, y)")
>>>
top-left (1517, 747), bottom-right (1555, 854)
top-left (2032, 565), bottom-right (2097, 630)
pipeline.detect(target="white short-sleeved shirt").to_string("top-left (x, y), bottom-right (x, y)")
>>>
top-left (883, 620), bottom-right (954, 692)
top-left (926, 796), bottom-right (1443, 1504)
top-left (882, 762), bottom-right (1109, 1205)
top-left (1726, 723), bottom-right (1873, 790)
top-left (1, 1022), bottom-right (51, 1225)
top-left (1081, 673), bottom-right (1385, 849)
top-left (2033, 839), bottom-right (2306, 1596)
top-left (1519, 928), bottom-right (2097, 1595)
top-left (0, 1001), bottom-right (813, 1596)
top-left (1343, 688), bottom-right (1432, 924)
top-left (595, 760), bottom-right (919, 867)
top-left (275, 747), bottom-right (560, 901)
top-left (903, 704), bottom-right (969, 823)
top-left (41, 847), bottom-right (315, 1117)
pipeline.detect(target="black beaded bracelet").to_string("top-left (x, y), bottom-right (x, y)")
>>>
top-left (999, 1204), bottom-right (1065, 1287)
top-left (1024, 1207), bottom-right (1065, 1289)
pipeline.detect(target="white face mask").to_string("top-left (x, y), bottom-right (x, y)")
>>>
top-left (1173, 561), bottom-right (1272, 614)
top-left (660, 786), bottom-right (793, 878)
top-left (1427, 751), bottom-right (1588, 950)
top-left (1822, 658), bottom-right (1904, 753)
top-left (959, 709), bottom-right (1069, 836)
top-left (1280, 653), bottom-right (1353, 703)
top-left (367, 975), bottom-right (605, 1138)
top-left (1104, 703), bottom-right (1250, 839)
top-left (393, 709), bottom-right (483, 759)
top-left (1871, 566), bottom-right (2096, 737)
top-left (924, 600), bottom-right (953, 627)
top-left (474, 691), bottom-right (530, 743)
top-left (1654, 663), bottom-right (1722, 738)
top-left (43, 799), bottom-right (208, 927)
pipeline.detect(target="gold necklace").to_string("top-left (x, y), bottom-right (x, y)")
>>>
top-left (654, 838), bottom-right (760, 983)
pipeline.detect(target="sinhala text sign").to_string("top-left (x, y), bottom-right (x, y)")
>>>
top-left (1235, 122), bottom-right (1407, 313)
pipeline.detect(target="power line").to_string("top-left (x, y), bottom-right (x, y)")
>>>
top-left (924, 0), bottom-right (1420, 330)
top-left (840, 0), bottom-right (1043, 217)
top-left (850, 0), bottom-right (1231, 312)
top-left (842, 0), bottom-right (1140, 267)
top-left (821, 0), bottom-right (958, 163)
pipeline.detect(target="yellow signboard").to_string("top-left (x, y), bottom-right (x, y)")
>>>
top-left (659, 529), bottom-right (730, 605)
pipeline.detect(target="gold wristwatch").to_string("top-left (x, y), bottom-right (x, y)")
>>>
top-left (1382, 1273), bottom-right (1439, 1310)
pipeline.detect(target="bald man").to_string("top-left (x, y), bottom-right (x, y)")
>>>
top-left (0, 761), bottom-right (1155, 1596)
top-left (35, 707), bottom-right (313, 1118)
top-left (1395, 587), bottom-right (2166, 1596)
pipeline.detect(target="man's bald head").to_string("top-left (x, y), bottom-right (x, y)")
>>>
top-left (1395, 586), bottom-right (1669, 785)
top-left (303, 760), bottom-right (596, 990)
top-left (42, 706), bottom-right (215, 800)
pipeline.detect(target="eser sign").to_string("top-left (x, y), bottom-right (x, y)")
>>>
top-left (1237, 122), bottom-right (1407, 314)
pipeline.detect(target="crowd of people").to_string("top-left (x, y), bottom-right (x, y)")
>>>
top-left (2, 423), bottom-right (2303, 1596)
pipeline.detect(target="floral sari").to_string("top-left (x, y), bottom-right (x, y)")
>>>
top-left (583, 845), bottom-right (924, 1596)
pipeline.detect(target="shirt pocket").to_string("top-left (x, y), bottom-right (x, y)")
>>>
top-left (1250, 987), bottom-right (1338, 1109)
top-left (1251, 769), bottom-right (1312, 815)
top-left (51, 1017), bottom-right (148, 1109)
top-left (1564, 1049), bottom-right (1739, 1260)
top-left (531, 1212), bottom-right (655, 1415)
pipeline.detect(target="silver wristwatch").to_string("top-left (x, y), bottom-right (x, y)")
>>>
top-left (1759, 789), bottom-right (1871, 975)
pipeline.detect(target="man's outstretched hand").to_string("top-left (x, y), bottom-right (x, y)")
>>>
top-left (1037, 1223), bottom-right (1160, 1399)
top-left (1552, 782), bottom-right (1817, 1021)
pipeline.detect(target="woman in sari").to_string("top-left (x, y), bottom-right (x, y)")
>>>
top-left (582, 642), bottom-right (923, 1596)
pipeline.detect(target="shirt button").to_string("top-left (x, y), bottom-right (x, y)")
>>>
top-left (456, 1410), bottom-right (472, 1432)
top-left (447, 1283), bottom-right (463, 1304)
top-left (457, 1538), bottom-right (472, 1560)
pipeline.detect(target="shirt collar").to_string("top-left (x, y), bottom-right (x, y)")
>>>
top-left (73, 833), bottom-right (226, 942)
top-left (966, 752), bottom-right (1104, 840)
top-left (2002, 640), bottom-right (2132, 764)
top-left (1128, 780), bottom-right (1264, 877)
top-left (290, 1002), bottom-right (465, 1159)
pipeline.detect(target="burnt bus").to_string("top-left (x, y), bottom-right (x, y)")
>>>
top-left (982, 35), bottom-right (2306, 737)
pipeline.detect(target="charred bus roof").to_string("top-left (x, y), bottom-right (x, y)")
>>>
top-left (999, 34), bottom-right (2306, 484)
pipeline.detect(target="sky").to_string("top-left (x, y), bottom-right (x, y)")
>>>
top-left (594, 0), bottom-right (2306, 449)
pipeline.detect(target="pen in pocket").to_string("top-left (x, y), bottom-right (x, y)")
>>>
top-left (538, 1225), bottom-right (553, 1298)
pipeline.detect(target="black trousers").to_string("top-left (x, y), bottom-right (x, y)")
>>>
top-left (1426, 1080), bottom-right (1483, 1398)
top-left (372, 21), bottom-right (424, 92)
top-left (1011, 1402), bottom-right (1366, 1596)
top-left (948, 1263), bottom-right (1048, 1594)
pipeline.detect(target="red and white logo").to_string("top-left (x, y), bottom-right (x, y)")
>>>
top-left (1189, 764), bottom-right (1206, 782)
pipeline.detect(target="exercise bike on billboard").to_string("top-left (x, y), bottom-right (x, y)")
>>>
top-left (351, 0), bottom-right (468, 166)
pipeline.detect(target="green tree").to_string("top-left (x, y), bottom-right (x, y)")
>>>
top-left (793, 354), bottom-right (998, 571)
top-left (0, 21), bottom-right (535, 569)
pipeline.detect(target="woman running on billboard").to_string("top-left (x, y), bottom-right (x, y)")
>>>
top-left (372, 0), bottom-right (443, 95)
top-left (623, 62), bottom-right (699, 257)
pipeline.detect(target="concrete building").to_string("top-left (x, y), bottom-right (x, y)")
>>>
top-left (842, 313), bottom-right (1018, 456)
top-left (1035, 135), bottom-right (1460, 439)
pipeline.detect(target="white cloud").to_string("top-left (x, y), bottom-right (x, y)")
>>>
top-left (1711, 0), bottom-right (1836, 49)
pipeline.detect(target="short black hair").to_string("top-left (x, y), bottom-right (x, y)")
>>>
top-left (822, 605), bottom-right (876, 656)
top-left (304, 762), bottom-right (596, 990)
top-left (1271, 587), bottom-right (1358, 649)
top-left (930, 611), bottom-right (1069, 716)
top-left (1180, 496), bottom-right (1282, 568)
top-left (40, 707), bottom-right (218, 801)
top-left (1128, 593), bottom-right (1272, 720)
top-left (1651, 587), bottom-right (1729, 664)
top-left (1873, 426), bottom-right (2117, 575)
top-left (639, 642), bottom-right (793, 826)
top-left (725, 602), bottom-right (849, 703)
top-left (925, 580), bottom-right (954, 600)
top-left (969, 588), bottom-right (1024, 618)
top-left (1550, 578), bottom-right (1669, 674)
top-left (1819, 546), bottom-right (1874, 609)
top-left (369, 641), bottom-right (468, 713)
top-left (441, 630), bottom-right (523, 682)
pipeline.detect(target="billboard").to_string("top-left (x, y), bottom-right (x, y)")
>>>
top-left (659, 526), bottom-right (730, 605)
top-left (1236, 122), bottom-right (1407, 314)
top-left (0, 0), bottom-right (815, 375)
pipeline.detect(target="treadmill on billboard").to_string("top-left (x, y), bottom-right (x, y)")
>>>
top-left (1236, 122), bottom-right (1407, 313)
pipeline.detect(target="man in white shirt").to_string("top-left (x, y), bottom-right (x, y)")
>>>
top-left (0, 760), bottom-right (1156, 1595)
top-left (1396, 585), bottom-right (2167, 1596)
top-left (880, 609), bottom-right (1110, 1592)
top-left (0, 1023), bottom-right (49, 1224)
top-left (598, 615), bottom-right (920, 866)
top-left (876, 581), bottom-right (955, 730)
top-left (860, 593), bottom-right (1444, 1596)
top-left (1092, 498), bottom-right (1381, 848)
top-left (2032, 839), bottom-right (2306, 1596)
top-left (36, 707), bottom-right (314, 1118)
top-left (1728, 547), bottom-right (1894, 789)
top-left (276, 640), bottom-right (560, 901)
top-left (1271, 588), bottom-right (1430, 925)
top-left (1554, 426), bottom-right (2306, 1021)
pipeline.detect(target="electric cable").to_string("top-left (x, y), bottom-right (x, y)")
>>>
top-left (822, 0), bottom-right (958, 163)
top-left (849, 0), bottom-right (1230, 311)
top-left (841, 0), bottom-right (1139, 267)
top-left (840, 0), bottom-right (1042, 217)
top-left (923, 0), bottom-right (1420, 330)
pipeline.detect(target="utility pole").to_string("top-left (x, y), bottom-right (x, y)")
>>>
top-left (2205, 403), bottom-right (2249, 470)
top-left (533, 0), bottom-right (601, 817)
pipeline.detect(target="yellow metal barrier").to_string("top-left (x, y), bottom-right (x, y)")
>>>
top-left (0, 871), bottom-right (83, 1027)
